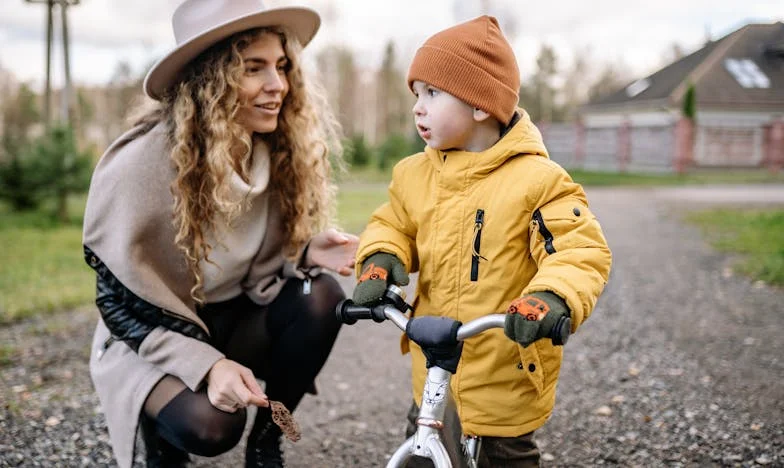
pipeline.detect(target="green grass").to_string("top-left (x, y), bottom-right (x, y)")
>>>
top-left (569, 169), bottom-right (784, 187)
top-left (336, 166), bottom-right (394, 185)
top-left (687, 209), bottom-right (784, 286)
top-left (0, 344), bottom-right (15, 366)
top-left (336, 182), bottom-right (389, 234)
top-left (2, 167), bottom-right (783, 324)
top-left (342, 166), bottom-right (784, 187)
top-left (0, 196), bottom-right (93, 324)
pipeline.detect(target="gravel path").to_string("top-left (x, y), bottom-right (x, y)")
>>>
top-left (1, 185), bottom-right (783, 467)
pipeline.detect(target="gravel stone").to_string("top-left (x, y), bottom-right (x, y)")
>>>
top-left (1, 185), bottom-right (782, 467)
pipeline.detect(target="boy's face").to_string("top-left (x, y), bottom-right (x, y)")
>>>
top-left (411, 81), bottom-right (478, 151)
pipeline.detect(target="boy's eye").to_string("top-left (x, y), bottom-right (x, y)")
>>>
top-left (427, 88), bottom-right (437, 97)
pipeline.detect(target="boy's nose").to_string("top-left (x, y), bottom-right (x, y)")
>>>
top-left (412, 100), bottom-right (425, 116)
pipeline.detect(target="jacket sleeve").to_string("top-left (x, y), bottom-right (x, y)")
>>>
top-left (90, 249), bottom-right (224, 391)
top-left (356, 161), bottom-right (419, 273)
top-left (522, 164), bottom-right (612, 330)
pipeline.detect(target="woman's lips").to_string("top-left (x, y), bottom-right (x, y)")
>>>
top-left (254, 105), bottom-right (279, 116)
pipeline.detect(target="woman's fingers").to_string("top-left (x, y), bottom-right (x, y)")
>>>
top-left (207, 359), bottom-right (270, 411)
top-left (323, 228), bottom-right (358, 246)
top-left (308, 230), bottom-right (358, 273)
top-left (240, 369), bottom-right (269, 408)
top-left (208, 386), bottom-right (240, 413)
top-left (325, 227), bottom-right (347, 244)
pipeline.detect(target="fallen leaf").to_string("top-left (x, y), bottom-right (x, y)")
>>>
top-left (755, 455), bottom-right (772, 465)
top-left (594, 406), bottom-right (613, 416)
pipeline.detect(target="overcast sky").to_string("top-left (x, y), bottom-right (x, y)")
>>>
top-left (1, 0), bottom-right (781, 90)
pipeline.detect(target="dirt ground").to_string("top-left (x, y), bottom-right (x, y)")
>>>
top-left (1, 185), bottom-right (782, 467)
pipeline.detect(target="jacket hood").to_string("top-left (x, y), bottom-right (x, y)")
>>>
top-left (423, 109), bottom-right (549, 177)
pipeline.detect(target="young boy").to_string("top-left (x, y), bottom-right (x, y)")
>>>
top-left (352, 15), bottom-right (612, 467)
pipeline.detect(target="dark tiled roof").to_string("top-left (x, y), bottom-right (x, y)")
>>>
top-left (583, 22), bottom-right (784, 112)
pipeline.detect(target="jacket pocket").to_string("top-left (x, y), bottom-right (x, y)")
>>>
top-left (531, 209), bottom-right (556, 254)
top-left (516, 343), bottom-right (544, 397)
top-left (470, 209), bottom-right (487, 281)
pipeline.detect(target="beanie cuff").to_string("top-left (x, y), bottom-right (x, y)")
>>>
top-left (407, 45), bottom-right (518, 125)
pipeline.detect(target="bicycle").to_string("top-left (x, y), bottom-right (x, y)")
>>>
top-left (335, 285), bottom-right (570, 468)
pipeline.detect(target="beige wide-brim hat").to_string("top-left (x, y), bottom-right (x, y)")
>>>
top-left (144, 0), bottom-right (320, 100)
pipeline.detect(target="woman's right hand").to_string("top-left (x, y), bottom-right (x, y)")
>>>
top-left (206, 358), bottom-right (269, 412)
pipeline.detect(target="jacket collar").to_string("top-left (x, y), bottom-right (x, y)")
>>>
top-left (424, 109), bottom-right (549, 178)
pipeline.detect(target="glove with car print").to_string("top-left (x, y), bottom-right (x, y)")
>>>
top-left (504, 291), bottom-right (571, 347)
top-left (352, 252), bottom-right (410, 305)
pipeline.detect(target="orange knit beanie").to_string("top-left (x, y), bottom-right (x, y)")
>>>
top-left (407, 15), bottom-right (520, 125)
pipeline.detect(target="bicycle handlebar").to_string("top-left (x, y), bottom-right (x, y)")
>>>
top-left (336, 285), bottom-right (508, 341)
top-left (337, 285), bottom-right (570, 345)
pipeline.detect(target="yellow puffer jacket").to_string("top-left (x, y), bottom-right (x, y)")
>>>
top-left (356, 111), bottom-right (612, 437)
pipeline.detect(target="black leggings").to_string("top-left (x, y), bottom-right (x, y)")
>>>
top-left (142, 274), bottom-right (344, 457)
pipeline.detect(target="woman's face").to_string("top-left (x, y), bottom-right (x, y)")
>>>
top-left (237, 33), bottom-right (290, 135)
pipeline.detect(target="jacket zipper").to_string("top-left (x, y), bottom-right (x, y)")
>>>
top-left (532, 209), bottom-right (556, 254)
top-left (97, 335), bottom-right (116, 360)
top-left (471, 209), bottom-right (487, 281)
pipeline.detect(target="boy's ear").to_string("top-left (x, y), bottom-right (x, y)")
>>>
top-left (473, 108), bottom-right (491, 122)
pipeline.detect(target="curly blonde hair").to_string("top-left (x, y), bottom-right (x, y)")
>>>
top-left (132, 27), bottom-right (343, 302)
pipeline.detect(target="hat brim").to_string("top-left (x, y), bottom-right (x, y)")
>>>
top-left (143, 7), bottom-right (320, 100)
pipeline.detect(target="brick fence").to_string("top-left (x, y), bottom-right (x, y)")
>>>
top-left (539, 118), bottom-right (784, 173)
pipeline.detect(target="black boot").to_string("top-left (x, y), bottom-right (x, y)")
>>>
top-left (245, 409), bottom-right (284, 468)
top-left (140, 414), bottom-right (190, 468)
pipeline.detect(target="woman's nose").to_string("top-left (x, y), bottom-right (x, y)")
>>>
top-left (263, 70), bottom-right (285, 93)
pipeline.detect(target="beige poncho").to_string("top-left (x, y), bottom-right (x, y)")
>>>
top-left (83, 122), bottom-right (306, 468)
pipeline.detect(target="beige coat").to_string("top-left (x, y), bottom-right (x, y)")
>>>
top-left (83, 123), bottom-right (305, 468)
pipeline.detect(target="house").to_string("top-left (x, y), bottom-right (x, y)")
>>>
top-left (550, 22), bottom-right (784, 172)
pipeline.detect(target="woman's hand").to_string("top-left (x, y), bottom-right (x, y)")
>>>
top-left (206, 358), bottom-right (269, 413)
top-left (306, 228), bottom-right (359, 276)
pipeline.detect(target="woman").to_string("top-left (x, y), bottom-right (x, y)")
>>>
top-left (82, 1), bottom-right (357, 467)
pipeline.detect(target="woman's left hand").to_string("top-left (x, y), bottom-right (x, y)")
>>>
top-left (306, 228), bottom-right (359, 276)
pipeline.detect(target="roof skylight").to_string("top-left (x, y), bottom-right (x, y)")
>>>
top-left (724, 58), bottom-right (770, 88)
top-left (625, 78), bottom-right (651, 97)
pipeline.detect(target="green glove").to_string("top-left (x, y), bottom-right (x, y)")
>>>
top-left (504, 291), bottom-right (571, 347)
top-left (352, 252), bottom-right (409, 305)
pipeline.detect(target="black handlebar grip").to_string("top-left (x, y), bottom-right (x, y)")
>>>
top-left (549, 316), bottom-right (571, 346)
top-left (335, 299), bottom-right (372, 324)
top-left (335, 299), bottom-right (390, 324)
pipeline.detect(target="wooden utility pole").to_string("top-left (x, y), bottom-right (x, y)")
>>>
top-left (24, 0), bottom-right (80, 127)
top-left (24, 0), bottom-right (80, 222)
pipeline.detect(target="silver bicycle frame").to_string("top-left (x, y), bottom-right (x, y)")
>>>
top-left (382, 305), bottom-right (506, 468)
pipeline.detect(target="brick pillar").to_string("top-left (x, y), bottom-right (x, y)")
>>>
top-left (618, 118), bottom-right (631, 173)
top-left (767, 119), bottom-right (784, 173)
top-left (674, 117), bottom-right (695, 174)
top-left (575, 119), bottom-right (585, 169)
